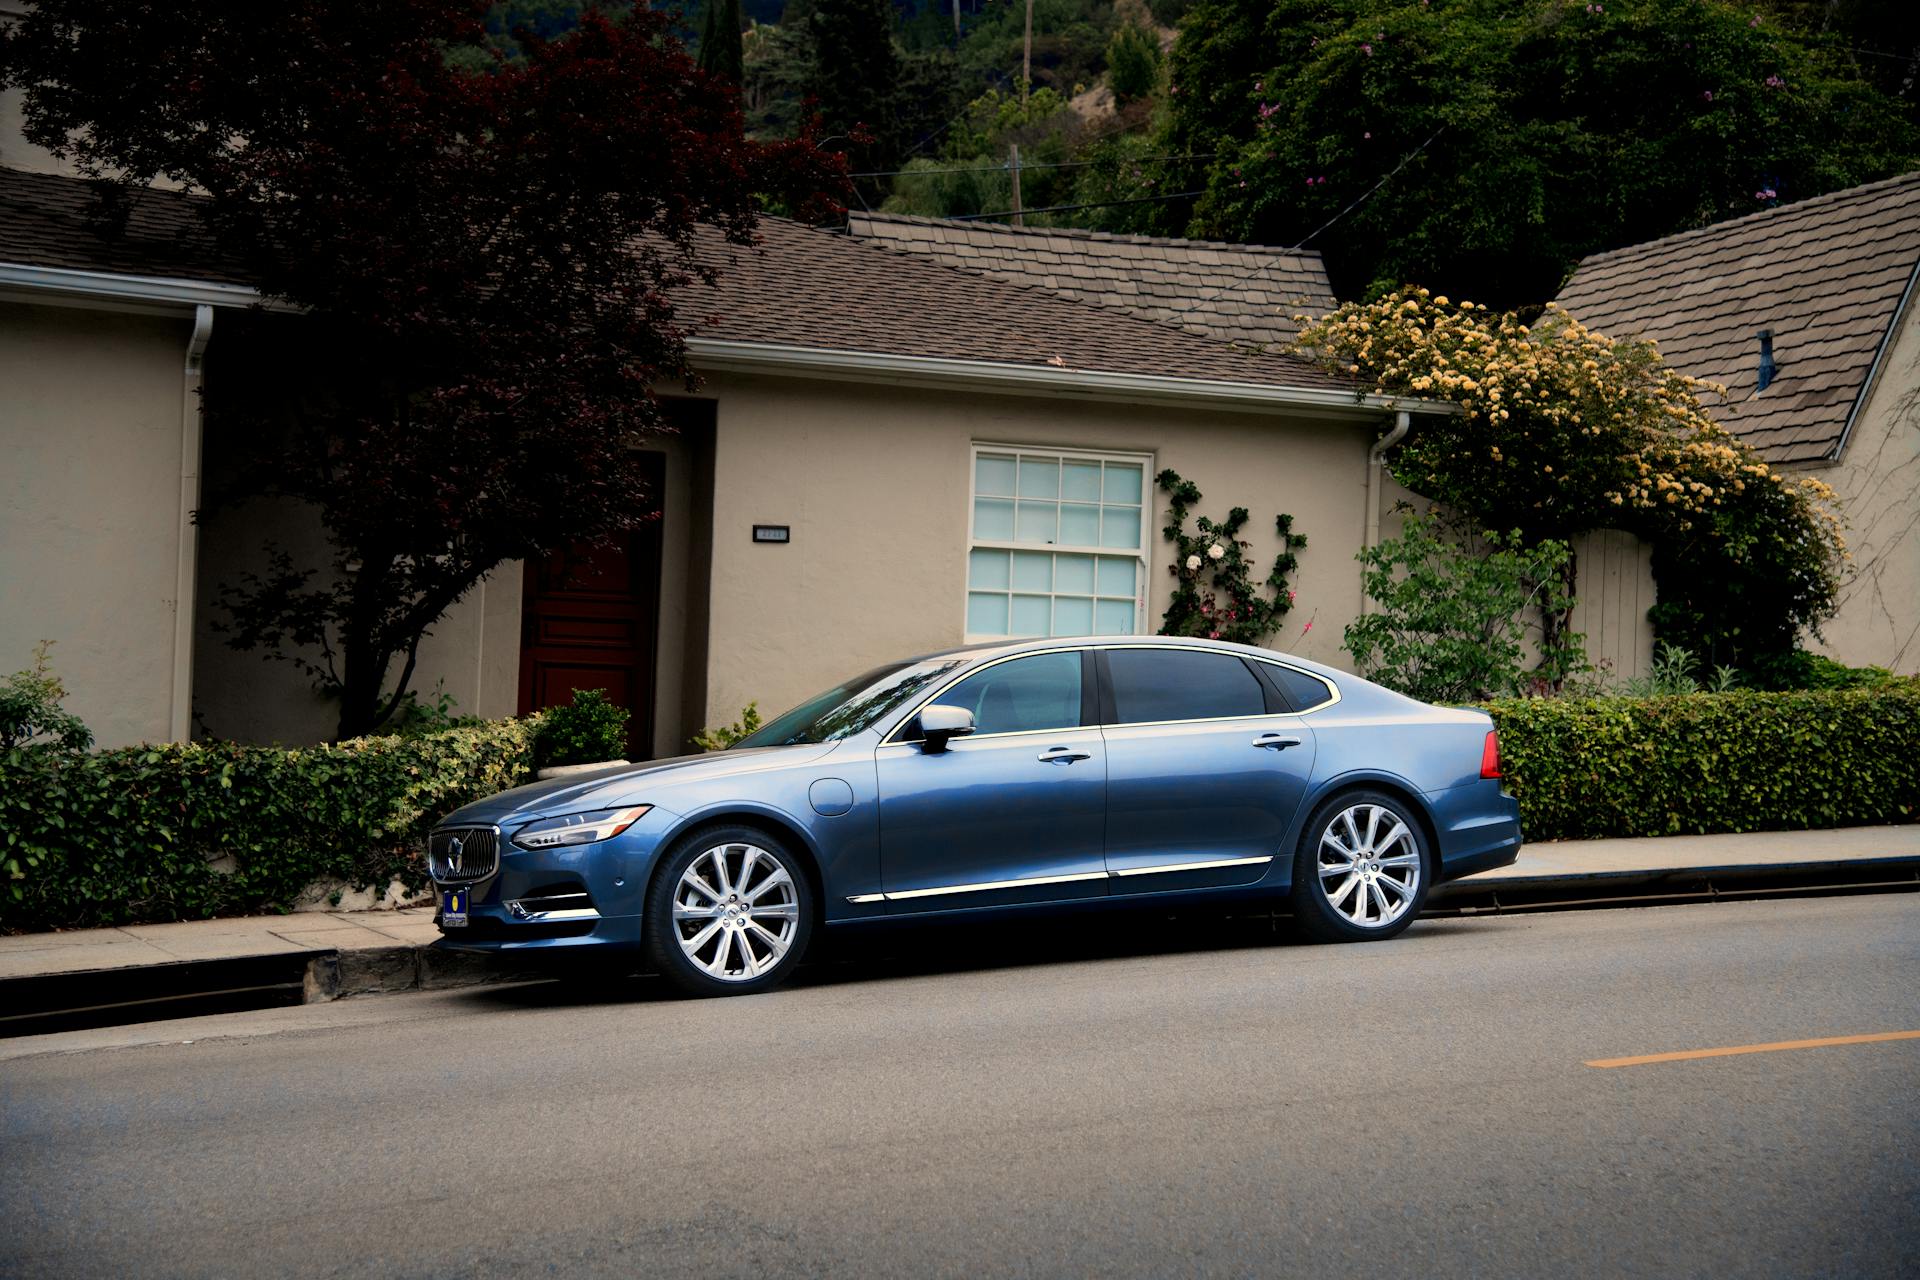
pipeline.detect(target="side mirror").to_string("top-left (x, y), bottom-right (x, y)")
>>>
top-left (917, 704), bottom-right (976, 753)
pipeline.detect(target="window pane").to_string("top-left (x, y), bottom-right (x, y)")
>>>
top-left (1018, 458), bottom-right (1059, 499)
top-left (1061, 461), bottom-right (1102, 502)
top-left (1100, 505), bottom-right (1141, 549)
top-left (1055, 554), bottom-right (1096, 595)
top-left (1010, 551), bottom-right (1052, 592)
top-left (1096, 557), bottom-right (1136, 597)
top-left (966, 592), bottom-right (1008, 635)
top-left (1107, 649), bottom-right (1265, 723)
top-left (1015, 501), bottom-right (1057, 544)
top-left (1059, 503), bottom-right (1100, 546)
top-left (1103, 463), bottom-right (1143, 504)
top-left (928, 651), bottom-right (1083, 736)
top-left (1267, 663), bottom-right (1335, 711)
top-left (1053, 595), bottom-right (1093, 634)
top-left (975, 453), bottom-right (1017, 497)
top-left (974, 497), bottom-right (1014, 541)
top-left (1010, 594), bottom-right (1051, 636)
top-left (1094, 599), bottom-right (1135, 634)
top-left (969, 548), bottom-right (1010, 590)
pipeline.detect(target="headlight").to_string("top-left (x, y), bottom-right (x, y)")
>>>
top-left (510, 805), bottom-right (652, 850)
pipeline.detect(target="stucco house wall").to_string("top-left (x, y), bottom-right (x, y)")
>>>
top-left (693, 372), bottom-right (1375, 727)
top-left (0, 299), bottom-right (194, 746)
top-left (1809, 302), bottom-right (1920, 671)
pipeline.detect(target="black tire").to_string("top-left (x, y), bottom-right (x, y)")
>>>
top-left (644, 824), bottom-right (815, 997)
top-left (1289, 789), bottom-right (1432, 944)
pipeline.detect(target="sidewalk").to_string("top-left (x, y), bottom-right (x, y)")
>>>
top-left (4, 824), bottom-right (1917, 1035)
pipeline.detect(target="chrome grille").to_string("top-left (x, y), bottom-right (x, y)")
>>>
top-left (429, 827), bottom-right (499, 882)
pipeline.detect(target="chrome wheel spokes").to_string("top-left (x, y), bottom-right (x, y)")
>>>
top-left (672, 843), bottom-right (799, 982)
top-left (1316, 804), bottom-right (1420, 929)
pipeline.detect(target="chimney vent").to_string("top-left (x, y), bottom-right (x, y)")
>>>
top-left (1757, 329), bottom-right (1778, 392)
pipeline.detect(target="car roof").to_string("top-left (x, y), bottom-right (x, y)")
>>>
top-left (904, 634), bottom-right (1342, 679)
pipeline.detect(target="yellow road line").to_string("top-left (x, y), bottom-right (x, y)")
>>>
top-left (1587, 1029), bottom-right (1920, 1068)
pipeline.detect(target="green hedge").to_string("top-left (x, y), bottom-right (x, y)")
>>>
top-left (1486, 687), bottom-right (1920, 841)
top-left (1, 718), bottom-right (538, 933)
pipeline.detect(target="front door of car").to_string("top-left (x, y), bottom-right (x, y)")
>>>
top-left (1098, 647), bottom-right (1317, 892)
top-left (874, 650), bottom-right (1108, 911)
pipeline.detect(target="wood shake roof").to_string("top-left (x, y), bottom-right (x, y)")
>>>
top-left (848, 211), bottom-right (1336, 349)
top-left (1555, 172), bottom-right (1920, 464)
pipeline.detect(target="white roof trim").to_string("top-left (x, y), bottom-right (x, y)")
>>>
top-left (686, 338), bottom-right (1434, 418)
top-left (0, 261), bottom-right (288, 313)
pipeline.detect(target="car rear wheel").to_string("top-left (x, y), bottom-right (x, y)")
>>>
top-left (1290, 791), bottom-right (1430, 943)
top-left (644, 825), bottom-right (814, 997)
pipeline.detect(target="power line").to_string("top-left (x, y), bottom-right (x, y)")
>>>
top-left (851, 151), bottom-right (1221, 179)
top-left (951, 188), bottom-right (1207, 220)
top-left (1164, 125), bottom-right (1448, 320)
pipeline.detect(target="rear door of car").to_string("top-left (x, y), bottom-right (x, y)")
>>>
top-left (1097, 646), bottom-right (1317, 893)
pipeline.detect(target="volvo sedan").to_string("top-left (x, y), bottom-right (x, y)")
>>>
top-left (429, 637), bottom-right (1522, 996)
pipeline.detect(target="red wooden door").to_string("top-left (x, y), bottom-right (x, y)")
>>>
top-left (517, 455), bottom-right (664, 760)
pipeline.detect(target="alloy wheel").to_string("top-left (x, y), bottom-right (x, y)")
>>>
top-left (670, 842), bottom-right (801, 982)
top-left (1316, 803), bottom-right (1421, 929)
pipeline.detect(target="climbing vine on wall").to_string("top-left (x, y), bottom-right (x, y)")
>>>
top-left (1155, 469), bottom-right (1307, 645)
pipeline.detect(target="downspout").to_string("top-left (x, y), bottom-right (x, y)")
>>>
top-left (1360, 409), bottom-right (1411, 616)
top-left (170, 304), bottom-right (214, 742)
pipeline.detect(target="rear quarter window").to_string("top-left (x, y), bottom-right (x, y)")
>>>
top-left (1264, 663), bottom-right (1336, 712)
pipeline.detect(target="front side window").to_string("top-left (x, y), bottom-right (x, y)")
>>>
top-left (910, 651), bottom-right (1084, 738)
top-left (966, 446), bottom-right (1148, 640)
top-left (1106, 649), bottom-right (1266, 725)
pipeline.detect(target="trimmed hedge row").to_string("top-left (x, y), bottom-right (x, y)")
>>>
top-left (1, 718), bottom-right (538, 933)
top-left (1486, 687), bottom-right (1920, 841)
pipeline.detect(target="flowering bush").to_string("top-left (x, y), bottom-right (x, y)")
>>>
top-left (1296, 289), bottom-right (1846, 669)
top-left (1155, 469), bottom-right (1307, 644)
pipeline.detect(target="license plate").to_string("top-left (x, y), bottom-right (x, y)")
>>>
top-left (441, 887), bottom-right (470, 928)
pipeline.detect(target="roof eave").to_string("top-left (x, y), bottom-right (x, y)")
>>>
top-left (0, 261), bottom-right (286, 315)
top-left (686, 338), bottom-right (1433, 419)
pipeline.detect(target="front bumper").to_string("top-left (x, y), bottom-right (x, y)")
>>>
top-left (429, 805), bottom-right (677, 954)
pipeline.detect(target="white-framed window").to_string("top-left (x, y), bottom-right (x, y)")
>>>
top-left (965, 443), bottom-right (1152, 640)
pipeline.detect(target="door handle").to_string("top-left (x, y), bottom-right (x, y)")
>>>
top-left (1255, 735), bottom-right (1303, 751)
top-left (1038, 747), bottom-right (1092, 764)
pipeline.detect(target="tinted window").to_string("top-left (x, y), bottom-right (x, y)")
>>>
top-left (917, 651), bottom-right (1083, 737)
top-left (1265, 663), bottom-right (1336, 711)
top-left (1107, 649), bottom-right (1265, 724)
top-left (737, 660), bottom-right (966, 747)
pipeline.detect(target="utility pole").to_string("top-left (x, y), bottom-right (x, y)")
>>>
top-left (953, 0), bottom-right (961, 38)
top-left (1022, 0), bottom-right (1033, 101)
top-left (1010, 143), bottom-right (1024, 227)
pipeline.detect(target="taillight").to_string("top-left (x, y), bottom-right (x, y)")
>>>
top-left (1480, 730), bottom-right (1501, 779)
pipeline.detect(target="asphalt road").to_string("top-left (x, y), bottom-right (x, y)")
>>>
top-left (2, 893), bottom-right (1916, 1279)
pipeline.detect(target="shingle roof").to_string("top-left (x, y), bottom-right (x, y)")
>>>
top-left (686, 216), bottom-right (1354, 391)
top-left (0, 166), bottom-right (248, 284)
top-left (848, 211), bottom-right (1336, 349)
top-left (1555, 172), bottom-right (1920, 464)
top-left (0, 166), bottom-right (1354, 395)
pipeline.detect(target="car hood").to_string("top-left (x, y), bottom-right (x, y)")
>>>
top-left (436, 742), bottom-right (844, 828)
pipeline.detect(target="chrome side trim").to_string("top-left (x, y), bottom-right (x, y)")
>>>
top-left (845, 893), bottom-right (887, 904)
top-left (879, 870), bottom-right (1110, 901)
top-left (1109, 855), bottom-right (1274, 877)
top-left (505, 904), bottom-right (602, 923)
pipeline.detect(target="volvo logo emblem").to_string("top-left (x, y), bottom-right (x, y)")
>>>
top-left (446, 835), bottom-right (465, 875)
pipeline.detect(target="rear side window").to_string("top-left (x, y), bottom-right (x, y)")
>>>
top-left (1106, 649), bottom-right (1266, 724)
top-left (1264, 662), bottom-right (1336, 712)
top-left (915, 651), bottom-right (1084, 737)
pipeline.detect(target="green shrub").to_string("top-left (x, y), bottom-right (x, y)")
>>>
top-left (0, 718), bottom-right (538, 932)
top-left (1106, 22), bottom-right (1161, 103)
top-left (1747, 648), bottom-right (1904, 692)
top-left (1486, 687), bottom-right (1920, 841)
top-left (0, 641), bottom-right (93, 753)
top-left (533, 688), bottom-right (629, 768)
top-left (692, 702), bottom-right (762, 752)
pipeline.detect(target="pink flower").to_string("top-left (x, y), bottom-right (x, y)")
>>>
top-left (1363, 131), bottom-right (1372, 139)
top-left (1301, 619), bottom-right (1314, 634)
top-left (1208, 630), bottom-right (1220, 640)
top-left (1749, 14), bottom-right (1761, 26)
top-left (1700, 89), bottom-right (1714, 102)
top-left (1253, 81), bottom-right (1263, 92)
top-left (1361, 42), bottom-right (1373, 55)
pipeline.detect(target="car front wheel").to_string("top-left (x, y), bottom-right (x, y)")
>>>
top-left (644, 825), bottom-right (815, 997)
top-left (1290, 791), bottom-right (1430, 943)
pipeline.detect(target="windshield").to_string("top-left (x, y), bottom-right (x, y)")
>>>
top-left (734, 659), bottom-right (966, 748)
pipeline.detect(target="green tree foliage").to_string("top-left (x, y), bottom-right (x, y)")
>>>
top-left (882, 87), bottom-right (1082, 217)
top-left (1344, 514), bottom-right (1582, 703)
top-left (1154, 469), bottom-right (1307, 644)
top-left (698, 0), bottom-right (745, 84)
top-left (0, 642), bottom-right (93, 754)
top-left (957, 0), bottom-right (1120, 95)
top-left (1159, 0), bottom-right (1920, 303)
top-left (805, 0), bottom-right (904, 194)
top-left (1106, 21), bottom-right (1162, 102)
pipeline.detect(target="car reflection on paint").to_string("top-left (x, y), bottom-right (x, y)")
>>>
top-left (429, 637), bottom-right (1522, 997)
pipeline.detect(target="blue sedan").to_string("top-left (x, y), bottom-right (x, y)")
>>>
top-left (430, 637), bottom-right (1522, 996)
